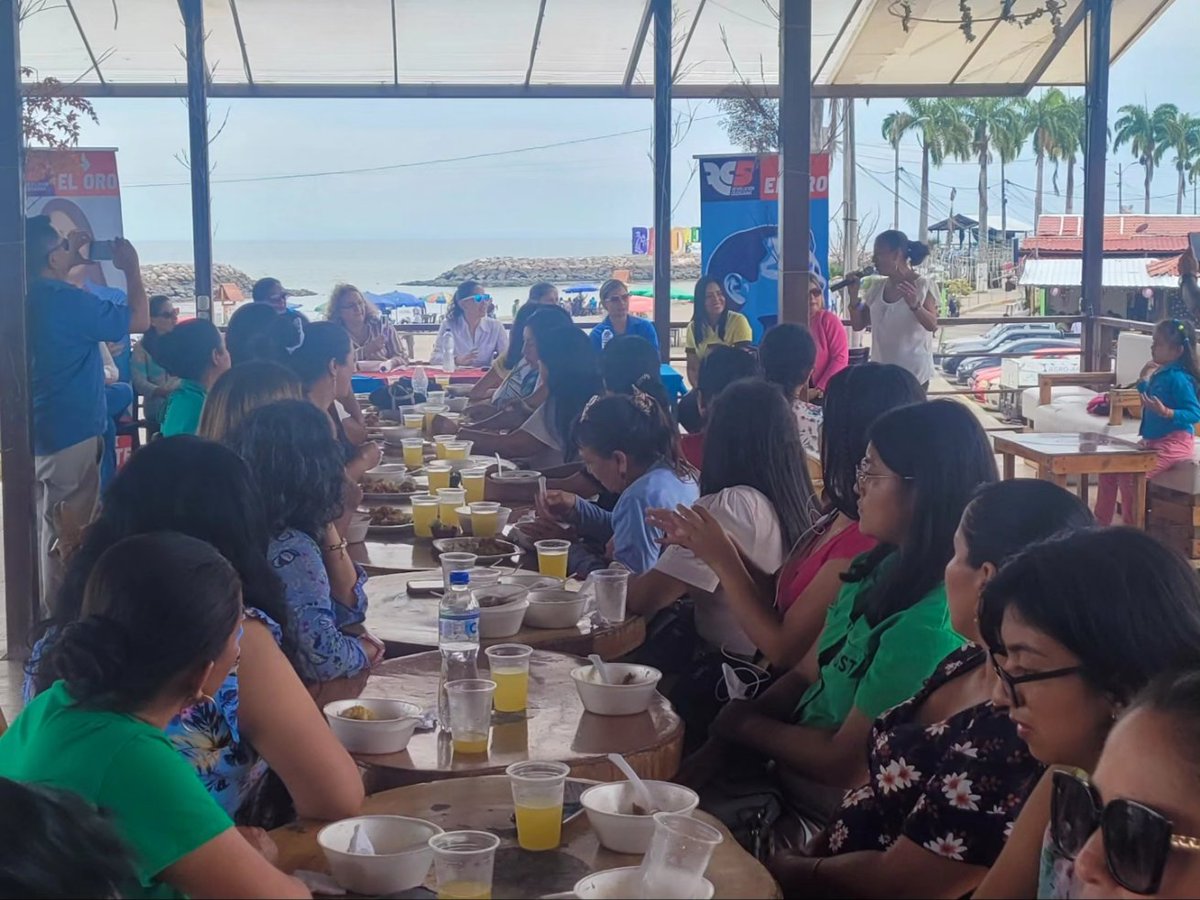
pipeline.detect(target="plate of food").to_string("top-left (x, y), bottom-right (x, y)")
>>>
top-left (361, 475), bottom-right (421, 502)
top-left (364, 506), bottom-right (414, 535)
top-left (431, 536), bottom-right (523, 564)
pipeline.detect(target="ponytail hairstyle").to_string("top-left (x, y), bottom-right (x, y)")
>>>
top-left (226, 301), bottom-right (282, 366)
top-left (601, 334), bottom-right (671, 411)
top-left (149, 319), bottom-right (224, 381)
top-left (875, 229), bottom-right (930, 266)
top-left (267, 312), bottom-right (352, 391)
top-left (450, 280), bottom-right (483, 321)
top-left (1154, 318), bottom-right (1200, 389)
top-left (35, 532), bottom-right (242, 712)
top-left (572, 391), bottom-right (692, 480)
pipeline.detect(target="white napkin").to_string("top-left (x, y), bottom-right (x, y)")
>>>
top-left (292, 870), bottom-right (347, 895)
top-left (348, 823), bottom-right (377, 855)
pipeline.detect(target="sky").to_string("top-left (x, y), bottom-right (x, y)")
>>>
top-left (63, 0), bottom-right (1200, 249)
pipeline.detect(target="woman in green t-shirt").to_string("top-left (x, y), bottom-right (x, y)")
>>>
top-left (0, 533), bottom-right (309, 899)
top-left (681, 401), bottom-right (997, 810)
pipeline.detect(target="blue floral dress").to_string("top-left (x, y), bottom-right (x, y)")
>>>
top-left (269, 528), bottom-right (371, 684)
top-left (24, 607), bottom-right (284, 821)
top-left (814, 644), bottom-right (1043, 866)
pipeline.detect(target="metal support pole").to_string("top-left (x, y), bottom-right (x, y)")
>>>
top-left (1081, 0), bottom-right (1112, 370)
top-left (0, 0), bottom-right (37, 658)
top-left (779, 0), bottom-right (812, 326)
top-left (182, 0), bottom-right (213, 320)
top-left (651, 0), bottom-right (671, 361)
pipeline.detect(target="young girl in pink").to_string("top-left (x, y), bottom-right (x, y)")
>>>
top-left (1096, 318), bottom-right (1200, 524)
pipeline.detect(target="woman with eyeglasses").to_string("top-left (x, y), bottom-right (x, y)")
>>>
top-left (325, 283), bottom-right (409, 365)
top-left (130, 295), bottom-right (181, 425)
top-left (430, 280), bottom-right (508, 369)
top-left (676, 401), bottom-right (995, 830)
top-left (972, 528), bottom-right (1200, 899)
top-left (770, 480), bottom-right (1092, 898)
top-left (1067, 669), bottom-right (1200, 898)
top-left (806, 272), bottom-right (849, 395)
top-left (590, 279), bottom-right (660, 353)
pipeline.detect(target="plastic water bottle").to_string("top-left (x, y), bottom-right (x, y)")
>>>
top-left (443, 333), bottom-right (457, 374)
top-left (437, 570), bottom-right (479, 726)
top-left (412, 365), bottom-right (429, 404)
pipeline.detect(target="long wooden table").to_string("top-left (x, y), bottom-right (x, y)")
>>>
top-left (351, 651), bottom-right (682, 792)
top-left (363, 570), bottom-right (646, 660)
top-left (272, 775), bottom-right (780, 899)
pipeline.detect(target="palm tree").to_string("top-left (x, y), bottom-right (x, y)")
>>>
top-left (993, 115), bottom-right (1029, 238)
top-left (1113, 101), bottom-right (1178, 213)
top-left (899, 98), bottom-right (970, 243)
top-left (1190, 155), bottom-right (1200, 215)
top-left (1163, 110), bottom-right (1200, 214)
top-left (957, 98), bottom-right (1022, 256)
top-left (882, 109), bottom-right (915, 230)
top-left (1060, 95), bottom-right (1086, 214)
top-left (1022, 88), bottom-right (1076, 223)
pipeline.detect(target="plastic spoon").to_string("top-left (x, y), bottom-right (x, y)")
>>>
top-left (607, 752), bottom-right (658, 816)
top-left (588, 653), bottom-right (613, 684)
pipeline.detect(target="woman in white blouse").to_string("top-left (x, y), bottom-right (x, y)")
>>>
top-left (431, 280), bottom-right (509, 368)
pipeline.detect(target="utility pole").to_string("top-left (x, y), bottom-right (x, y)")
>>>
top-left (843, 98), bottom-right (858, 274)
top-left (1117, 163), bottom-right (1123, 213)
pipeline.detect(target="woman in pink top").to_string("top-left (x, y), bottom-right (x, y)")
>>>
top-left (651, 362), bottom-right (923, 669)
top-left (808, 273), bottom-right (849, 394)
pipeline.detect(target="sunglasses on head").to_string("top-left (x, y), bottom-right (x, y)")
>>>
top-left (1052, 769), bottom-right (1200, 895)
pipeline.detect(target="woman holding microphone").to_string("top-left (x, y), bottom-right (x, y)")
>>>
top-left (846, 230), bottom-right (939, 392)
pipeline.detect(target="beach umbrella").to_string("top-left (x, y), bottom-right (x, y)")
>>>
top-left (564, 283), bottom-right (599, 294)
top-left (365, 290), bottom-right (425, 310)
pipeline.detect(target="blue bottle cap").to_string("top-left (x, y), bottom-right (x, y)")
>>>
top-left (450, 570), bottom-right (470, 585)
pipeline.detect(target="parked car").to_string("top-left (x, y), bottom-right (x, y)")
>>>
top-left (955, 338), bottom-right (1080, 384)
top-left (940, 322), bottom-right (1065, 373)
top-left (969, 348), bottom-right (1080, 405)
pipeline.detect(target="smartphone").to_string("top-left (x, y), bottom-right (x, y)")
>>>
top-left (1189, 232), bottom-right (1200, 263)
top-left (406, 578), bottom-right (444, 595)
top-left (88, 239), bottom-right (115, 261)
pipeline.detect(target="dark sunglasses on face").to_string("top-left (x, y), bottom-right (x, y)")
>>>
top-left (1052, 769), bottom-right (1200, 895)
top-left (989, 651), bottom-right (1082, 708)
top-left (606, 293), bottom-right (631, 303)
top-left (809, 287), bottom-right (823, 297)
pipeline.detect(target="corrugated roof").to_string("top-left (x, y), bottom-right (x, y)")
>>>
top-left (1018, 257), bottom-right (1179, 288)
top-left (1023, 214), bottom-right (1200, 254)
top-left (14, 0), bottom-right (1178, 99)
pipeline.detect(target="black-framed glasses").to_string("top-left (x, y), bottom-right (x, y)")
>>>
top-left (153, 308), bottom-right (179, 320)
top-left (1051, 769), bottom-right (1200, 895)
top-left (989, 652), bottom-right (1082, 708)
top-left (809, 287), bottom-right (824, 297)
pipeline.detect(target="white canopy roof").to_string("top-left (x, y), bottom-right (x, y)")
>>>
top-left (1019, 257), bottom-right (1179, 289)
top-left (17, 0), bottom-right (1175, 99)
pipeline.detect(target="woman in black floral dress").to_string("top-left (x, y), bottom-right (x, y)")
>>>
top-left (770, 480), bottom-right (1093, 898)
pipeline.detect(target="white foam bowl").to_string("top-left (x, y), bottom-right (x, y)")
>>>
top-left (580, 782), bottom-right (700, 854)
top-left (381, 426), bottom-right (422, 445)
top-left (346, 513), bottom-right (370, 544)
top-left (364, 463), bottom-right (410, 482)
top-left (574, 866), bottom-right (713, 900)
top-left (524, 589), bottom-right (586, 629)
top-left (317, 815), bottom-right (442, 895)
top-left (446, 396), bottom-right (470, 412)
top-left (324, 698), bottom-right (423, 754)
top-left (571, 664), bottom-right (662, 716)
top-left (479, 595), bottom-right (530, 639)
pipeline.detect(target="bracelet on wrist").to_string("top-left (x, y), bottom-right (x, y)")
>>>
top-left (324, 539), bottom-right (349, 553)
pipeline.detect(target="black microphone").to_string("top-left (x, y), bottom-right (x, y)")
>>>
top-left (827, 265), bottom-right (876, 292)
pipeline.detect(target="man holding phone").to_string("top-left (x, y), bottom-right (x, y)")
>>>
top-left (24, 216), bottom-right (150, 613)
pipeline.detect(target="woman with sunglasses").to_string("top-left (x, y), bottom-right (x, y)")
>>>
top-left (590, 279), bottom-right (660, 352)
top-left (1066, 669), bottom-right (1200, 898)
top-left (130, 295), bottom-right (181, 425)
top-left (806, 272), bottom-right (849, 396)
top-left (770, 480), bottom-right (1092, 898)
top-left (973, 528), bottom-right (1200, 899)
top-left (431, 280), bottom-right (508, 369)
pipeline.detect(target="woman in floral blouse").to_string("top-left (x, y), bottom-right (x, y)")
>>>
top-left (771, 480), bottom-right (1093, 897)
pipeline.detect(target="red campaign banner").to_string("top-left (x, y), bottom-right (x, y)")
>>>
top-left (759, 153), bottom-right (830, 201)
top-left (25, 148), bottom-right (121, 198)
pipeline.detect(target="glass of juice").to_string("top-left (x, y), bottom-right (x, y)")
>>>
top-left (534, 540), bottom-right (571, 580)
top-left (445, 679), bottom-right (495, 754)
top-left (401, 437), bottom-right (425, 468)
top-left (469, 501), bottom-right (502, 538)
top-left (429, 830), bottom-right (500, 900)
top-left (427, 390), bottom-right (447, 407)
top-left (506, 760), bottom-right (570, 852)
top-left (422, 404), bottom-right (449, 432)
top-left (426, 462), bottom-right (453, 492)
top-left (484, 643), bottom-right (532, 714)
top-left (433, 435), bottom-right (457, 459)
top-left (461, 467), bottom-right (488, 504)
top-left (443, 440), bottom-right (473, 460)
top-left (411, 494), bottom-right (439, 539)
top-left (437, 488), bottom-right (467, 526)
top-left (402, 412), bottom-right (425, 430)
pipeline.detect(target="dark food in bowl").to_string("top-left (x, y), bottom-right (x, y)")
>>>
top-left (430, 519), bottom-right (461, 539)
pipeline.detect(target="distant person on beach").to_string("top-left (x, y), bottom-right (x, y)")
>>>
top-left (252, 277), bottom-right (289, 313)
top-left (325, 283), bottom-right (409, 365)
top-left (430, 280), bottom-right (508, 369)
top-left (590, 279), bottom-right (659, 353)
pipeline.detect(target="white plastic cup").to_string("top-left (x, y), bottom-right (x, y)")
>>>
top-left (637, 812), bottom-right (723, 900)
top-left (440, 551), bottom-right (478, 591)
top-left (429, 830), bottom-right (499, 899)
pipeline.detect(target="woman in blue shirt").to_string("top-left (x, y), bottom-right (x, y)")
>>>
top-left (536, 392), bottom-right (697, 575)
top-left (589, 279), bottom-right (660, 353)
top-left (1095, 318), bottom-right (1200, 524)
